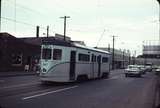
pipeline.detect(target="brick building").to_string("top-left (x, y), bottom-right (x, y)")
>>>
top-left (0, 33), bottom-right (40, 72)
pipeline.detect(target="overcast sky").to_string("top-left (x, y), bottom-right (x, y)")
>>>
top-left (1, 0), bottom-right (159, 55)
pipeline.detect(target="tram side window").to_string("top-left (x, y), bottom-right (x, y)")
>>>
top-left (91, 54), bottom-right (94, 62)
top-left (102, 57), bottom-right (108, 63)
top-left (53, 49), bottom-right (62, 60)
top-left (94, 56), bottom-right (97, 62)
top-left (78, 53), bottom-right (90, 62)
top-left (91, 54), bottom-right (96, 62)
top-left (42, 49), bottom-right (51, 59)
top-left (97, 56), bottom-right (101, 63)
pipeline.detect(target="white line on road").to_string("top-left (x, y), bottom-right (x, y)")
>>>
top-left (0, 82), bottom-right (41, 90)
top-left (22, 85), bottom-right (78, 100)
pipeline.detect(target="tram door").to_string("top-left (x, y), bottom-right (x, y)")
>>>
top-left (97, 55), bottom-right (101, 77)
top-left (70, 51), bottom-right (76, 80)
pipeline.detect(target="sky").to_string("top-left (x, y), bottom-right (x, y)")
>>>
top-left (1, 0), bottom-right (159, 56)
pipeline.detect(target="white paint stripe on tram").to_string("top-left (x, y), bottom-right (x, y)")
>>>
top-left (0, 82), bottom-right (41, 90)
top-left (22, 85), bottom-right (78, 100)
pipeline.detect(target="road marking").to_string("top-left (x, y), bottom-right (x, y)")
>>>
top-left (22, 85), bottom-right (78, 100)
top-left (0, 82), bottom-right (41, 90)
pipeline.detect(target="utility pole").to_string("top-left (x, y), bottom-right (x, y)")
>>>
top-left (60, 16), bottom-right (70, 41)
top-left (134, 50), bottom-right (136, 65)
top-left (111, 36), bottom-right (117, 70)
top-left (108, 44), bottom-right (110, 52)
top-left (0, 0), bottom-right (1, 32)
top-left (47, 26), bottom-right (49, 37)
top-left (129, 51), bottom-right (131, 65)
top-left (36, 26), bottom-right (40, 38)
top-left (157, 0), bottom-right (160, 44)
top-left (123, 50), bottom-right (125, 69)
top-left (14, 0), bottom-right (16, 33)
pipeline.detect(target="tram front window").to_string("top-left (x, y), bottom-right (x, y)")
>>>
top-left (42, 48), bottom-right (52, 60)
top-left (53, 49), bottom-right (62, 60)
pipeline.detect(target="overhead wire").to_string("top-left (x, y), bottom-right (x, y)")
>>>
top-left (2, 0), bottom-right (47, 31)
top-left (4, 0), bottom-right (44, 16)
top-left (95, 29), bottom-right (106, 47)
top-left (2, 0), bottom-right (107, 37)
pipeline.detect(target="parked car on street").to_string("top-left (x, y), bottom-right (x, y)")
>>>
top-left (125, 65), bottom-right (143, 77)
top-left (137, 65), bottom-right (146, 74)
top-left (155, 66), bottom-right (160, 75)
top-left (145, 63), bottom-right (153, 72)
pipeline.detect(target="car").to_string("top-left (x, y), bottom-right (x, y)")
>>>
top-left (155, 66), bottom-right (160, 75)
top-left (145, 63), bottom-right (153, 72)
top-left (125, 65), bottom-right (143, 77)
top-left (137, 65), bottom-right (146, 74)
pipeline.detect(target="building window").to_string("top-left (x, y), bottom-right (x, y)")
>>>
top-left (53, 49), bottom-right (62, 60)
top-left (42, 48), bottom-right (51, 59)
top-left (78, 53), bottom-right (90, 62)
top-left (102, 57), bottom-right (108, 63)
top-left (12, 53), bottom-right (22, 66)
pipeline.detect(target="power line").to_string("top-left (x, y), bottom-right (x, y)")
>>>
top-left (1, 16), bottom-right (46, 30)
top-left (4, 0), bottom-right (44, 16)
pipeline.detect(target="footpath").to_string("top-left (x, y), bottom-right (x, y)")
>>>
top-left (0, 71), bottom-right (38, 77)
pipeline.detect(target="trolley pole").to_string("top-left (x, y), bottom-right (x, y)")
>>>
top-left (47, 25), bottom-right (49, 38)
top-left (60, 16), bottom-right (70, 41)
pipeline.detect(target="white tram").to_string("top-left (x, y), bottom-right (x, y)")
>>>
top-left (40, 38), bottom-right (111, 82)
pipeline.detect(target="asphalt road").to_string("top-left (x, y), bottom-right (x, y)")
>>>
top-left (0, 70), bottom-right (158, 108)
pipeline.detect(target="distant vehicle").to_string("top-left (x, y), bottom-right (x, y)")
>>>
top-left (40, 39), bottom-right (111, 82)
top-left (151, 65), bottom-right (158, 72)
top-left (137, 65), bottom-right (146, 74)
top-left (155, 66), bottom-right (160, 75)
top-left (124, 65), bottom-right (143, 77)
top-left (145, 63), bottom-right (153, 72)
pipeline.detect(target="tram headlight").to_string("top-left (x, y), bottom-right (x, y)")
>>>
top-left (42, 68), bottom-right (47, 73)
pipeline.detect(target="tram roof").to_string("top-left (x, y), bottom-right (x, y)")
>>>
top-left (42, 39), bottom-right (110, 54)
top-left (73, 43), bottom-right (110, 54)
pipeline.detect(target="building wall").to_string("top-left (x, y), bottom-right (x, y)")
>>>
top-left (0, 33), bottom-right (41, 72)
top-left (135, 58), bottom-right (160, 66)
top-left (143, 45), bottom-right (160, 55)
top-left (97, 47), bottom-right (131, 69)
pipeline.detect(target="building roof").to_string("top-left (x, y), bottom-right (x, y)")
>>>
top-left (0, 32), bottom-right (17, 39)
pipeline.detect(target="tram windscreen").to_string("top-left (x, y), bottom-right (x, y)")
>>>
top-left (42, 48), bottom-right (52, 59)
